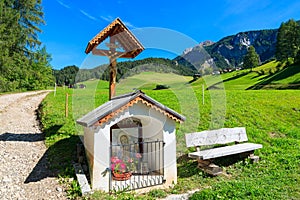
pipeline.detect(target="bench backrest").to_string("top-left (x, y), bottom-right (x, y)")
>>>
top-left (185, 127), bottom-right (248, 148)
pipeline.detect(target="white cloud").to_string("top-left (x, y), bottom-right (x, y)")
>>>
top-left (123, 21), bottom-right (137, 29)
top-left (100, 15), bottom-right (114, 22)
top-left (56, 0), bottom-right (71, 9)
top-left (100, 16), bottom-right (137, 29)
top-left (80, 10), bottom-right (98, 21)
top-left (223, 0), bottom-right (270, 16)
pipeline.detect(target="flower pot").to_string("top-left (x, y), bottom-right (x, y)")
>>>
top-left (112, 171), bottom-right (132, 181)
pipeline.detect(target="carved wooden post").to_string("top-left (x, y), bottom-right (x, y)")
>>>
top-left (109, 35), bottom-right (117, 100)
top-left (109, 59), bottom-right (117, 100)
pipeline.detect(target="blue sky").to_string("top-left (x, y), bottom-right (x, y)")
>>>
top-left (40, 0), bottom-right (300, 69)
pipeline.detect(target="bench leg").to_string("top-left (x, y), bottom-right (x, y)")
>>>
top-left (197, 159), bottom-right (223, 176)
top-left (249, 154), bottom-right (260, 163)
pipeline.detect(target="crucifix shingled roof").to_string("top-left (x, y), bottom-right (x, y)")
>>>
top-left (85, 18), bottom-right (144, 100)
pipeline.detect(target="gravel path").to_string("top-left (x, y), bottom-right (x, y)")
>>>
top-left (0, 91), bottom-right (66, 200)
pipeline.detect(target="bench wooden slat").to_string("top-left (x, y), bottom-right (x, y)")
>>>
top-left (188, 143), bottom-right (262, 160)
top-left (185, 127), bottom-right (248, 147)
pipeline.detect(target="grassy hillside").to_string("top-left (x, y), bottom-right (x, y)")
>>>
top-left (39, 70), bottom-right (300, 199)
top-left (193, 61), bottom-right (300, 90)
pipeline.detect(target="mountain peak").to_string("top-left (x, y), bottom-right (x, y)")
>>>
top-left (199, 40), bottom-right (215, 47)
top-left (183, 40), bottom-right (215, 55)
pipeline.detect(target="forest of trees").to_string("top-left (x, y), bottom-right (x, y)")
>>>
top-left (53, 58), bottom-right (197, 86)
top-left (53, 65), bottom-right (79, 86)
top-left (99, 58), bottom-right (196, 82)
top-left (0, 0), bottom-right (53, 92)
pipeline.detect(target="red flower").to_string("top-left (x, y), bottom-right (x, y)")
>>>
top-left (111, 156), bottom-right (120, 163)
top-left (111, 163), bottom-right (116, 171)
top-left (110, 155), bottom-right (138, 173)
top-left (120, 163), bottom-right (126, 170)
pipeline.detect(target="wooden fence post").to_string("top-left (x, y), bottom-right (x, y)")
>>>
top-left (65, 93), bottom-right (69, 118)
top-left (54, 83), bottom-right (56, 97)
top-left (202, 84), bottom-right (205, 105)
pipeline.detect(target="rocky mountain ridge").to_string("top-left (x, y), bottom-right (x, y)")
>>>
top-left (176, 29), bottom-right (278, 70)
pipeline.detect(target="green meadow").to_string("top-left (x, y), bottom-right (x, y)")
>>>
top-left (39, 64), bottom-right (300, 199)
top-left (198, 60), bottom-right (300, 90)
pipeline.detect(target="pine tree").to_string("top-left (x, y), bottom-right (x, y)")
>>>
top-left (275, 19), bottom-right (300, 62)
top-left (243, 46), bottom-right (260, 69)
top-left (0, 0), bottom-right (24, 91)
top-left (0, 0), bottom-right (53, 92)
top-left (13, 0), bottom-right (45, 50)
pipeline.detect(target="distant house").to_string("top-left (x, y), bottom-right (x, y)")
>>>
top-left (79, 84), bottom-right (86, 89)
top-left (76, 90), bottom-right (185, 192)
top-left (212, 71), bottom-right (221, 75)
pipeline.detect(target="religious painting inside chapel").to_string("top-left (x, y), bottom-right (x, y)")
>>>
top-left (110, 118), bottom-right (143, 160)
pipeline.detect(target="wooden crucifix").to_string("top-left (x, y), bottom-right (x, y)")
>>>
top-left (85, 18), bottom-right (144, 100)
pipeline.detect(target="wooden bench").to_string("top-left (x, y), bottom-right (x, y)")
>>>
top-left (185, 127), bottom-right (262, 175)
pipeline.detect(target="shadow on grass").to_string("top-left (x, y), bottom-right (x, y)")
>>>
top-left (213, 153), bottom-right (249, 167)
top-left (207, 71), bottom-right (250, 90)
top-left (25, 125), bottom-right (80, 183)
top-left (177, 153), bottom-right (250, 178)
top-left (44, 124), bottom-right (64, 138)
top-left (247, 64), bottom-right (300, 90)
top-left (177, 154), bottom-right (209, 178)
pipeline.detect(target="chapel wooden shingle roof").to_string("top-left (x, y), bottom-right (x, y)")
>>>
top-left (85, 18), bottom-right (144, 59)
top-left (76, 90), bottom-right (186, 127)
